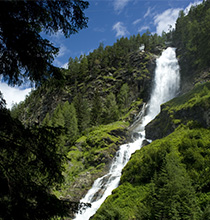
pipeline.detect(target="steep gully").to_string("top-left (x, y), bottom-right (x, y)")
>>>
top-left (74, 47), bottom-right (180, 220)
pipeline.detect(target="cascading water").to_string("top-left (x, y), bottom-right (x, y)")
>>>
top-left (74, 47), bottom-right (180, 220)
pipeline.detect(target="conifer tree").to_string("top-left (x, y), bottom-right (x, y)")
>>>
top-left (0, 0), bottom-right (89, 86)
top-left (42, 112), bottom-right (52, 127)
top-left (0, 103), bottom-right (82, 220)
top-left (79, 54), bottom-right (88, 80)
top-left (0, 1), bottom-right (89, 219)
top-left (91, 90), bottom-right (103, 126)
top-left (145, 149), bottom-right (200, 219)
top-left (62, 101), bottom-right (79, 143)
top-left (73, 93), bottom-right (90, 132)
top-left (103, 92), bottom-right (119, 124)
top-left (51, 104), bottom-right (65, 128)
top-left (117, 83), bottom-right (129, 112)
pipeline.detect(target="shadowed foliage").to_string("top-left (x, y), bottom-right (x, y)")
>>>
top-left (0, 0), bottom-right (89, 86)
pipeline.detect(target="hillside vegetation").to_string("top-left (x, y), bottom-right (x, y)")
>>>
top-left (146, 82), bottom-right (210, 140)
top-left (11, 33), bottom-right (165, 127)
top-left (172, 0), bottom-right (210, 92)
top-left (92, 82), bottom-right (210, 220)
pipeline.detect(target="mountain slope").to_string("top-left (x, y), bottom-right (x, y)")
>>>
top-left (11, 35), bottom-right (164, 127)
top-left (10, 34), bottom-right (166, 209)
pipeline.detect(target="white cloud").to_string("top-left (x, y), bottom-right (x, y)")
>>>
top-left (53, 59), bottom-right (63, 67)
top-left (47, 32), bottom-right (70, 67)
top-left (112, 22), bottom-right (129, 37)
top-left (138, 25), bottom-right (150, 33)
top-left (184, 1), bottom-right (203, 14)
top-left (61, 62), bottom-right (68, 69)
top-left (144, 7), bottom-right (151, 18)
top-left (53, 44), bottom-right (70, 68)
top-left (154, 1), bottom-right (203, 35)
top-left (0, 82), bottom-right (32, 109)
top-left (154, 8), bottom-right (181, 35)
top-left (57, 44), bottom-right (69, 58)
top-left (133, 18), bottom-right (141, 25)
top-left (113, 0), bottom-right (132, 13)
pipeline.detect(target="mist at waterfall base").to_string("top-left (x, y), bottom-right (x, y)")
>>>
top-left (74, 47), bottom-right (180, 220)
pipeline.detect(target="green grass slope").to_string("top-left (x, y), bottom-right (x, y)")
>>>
top-left (54, 121), bottom-right (129, 202)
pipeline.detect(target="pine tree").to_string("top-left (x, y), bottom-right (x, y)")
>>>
top-left (91, 90), bottom-right (103, 126)
top-left (51, 104), bottom-right (65, 128)
top-left (0, 0), bottom-right (89, 86)
top-left (146, 149), bottom-right (200, 219)
top-left (117, 83), bottom-right (129, 112)
top-left (0, 106), bottom-right (80, 219)
top-left (73, 93), bottom-right (90, 132)
top-left (62, 101), bottom-right (79, 143)
top-left (103, 92), bottom-right (119, 124)
top-left (79, 54), bottom-right (88, 80)
top-left (42, 112), bottom-right (52, 126)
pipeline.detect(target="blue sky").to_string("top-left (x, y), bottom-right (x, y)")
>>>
top-left (0, 0), bottom-right (202, 109)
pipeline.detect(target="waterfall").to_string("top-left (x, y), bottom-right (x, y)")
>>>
top-left (140, 47), bottom-right (180, 128)
top-left (74, 47), bottom-right (180, 220)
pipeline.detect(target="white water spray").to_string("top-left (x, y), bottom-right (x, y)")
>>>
top-left (142, 47), bottom-right (180, 126)
top-left (74, 47), bottom-right (180, 220)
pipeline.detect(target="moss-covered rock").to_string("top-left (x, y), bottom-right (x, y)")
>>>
top-left (145, 82), bottom-right (210, 140)
top-left (54, 121), bottom-right (129, 202)
top-left (11, 49), bottom-right (157, 127)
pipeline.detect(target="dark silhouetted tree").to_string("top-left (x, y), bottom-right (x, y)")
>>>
top-left (0, 0), bottom-right (89, 86)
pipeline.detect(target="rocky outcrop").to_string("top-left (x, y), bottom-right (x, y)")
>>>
top-left (14, 50), bottom-right (158, 127)
top-left (146, 82), bottom-right (210, 140)
top-left (145, 105), bottom-right (210, 140)
top-left (179, 58), bottom-right (210, 95)
top-left (56, 122), bottom-right (129, 204)
top-left (145, 109), bottom-right (176, 140)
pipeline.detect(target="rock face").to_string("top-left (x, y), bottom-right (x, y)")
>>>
top-left (14, 50), bottom-right (158, 126)
top-left (178, 52), bottom-right (210, 95)
top-left (145, 105), bottom-right (210, 140)
top-left (145, 103), bottom-right (180, 140)
top-left (146, 82), bottom-right (210, 140)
